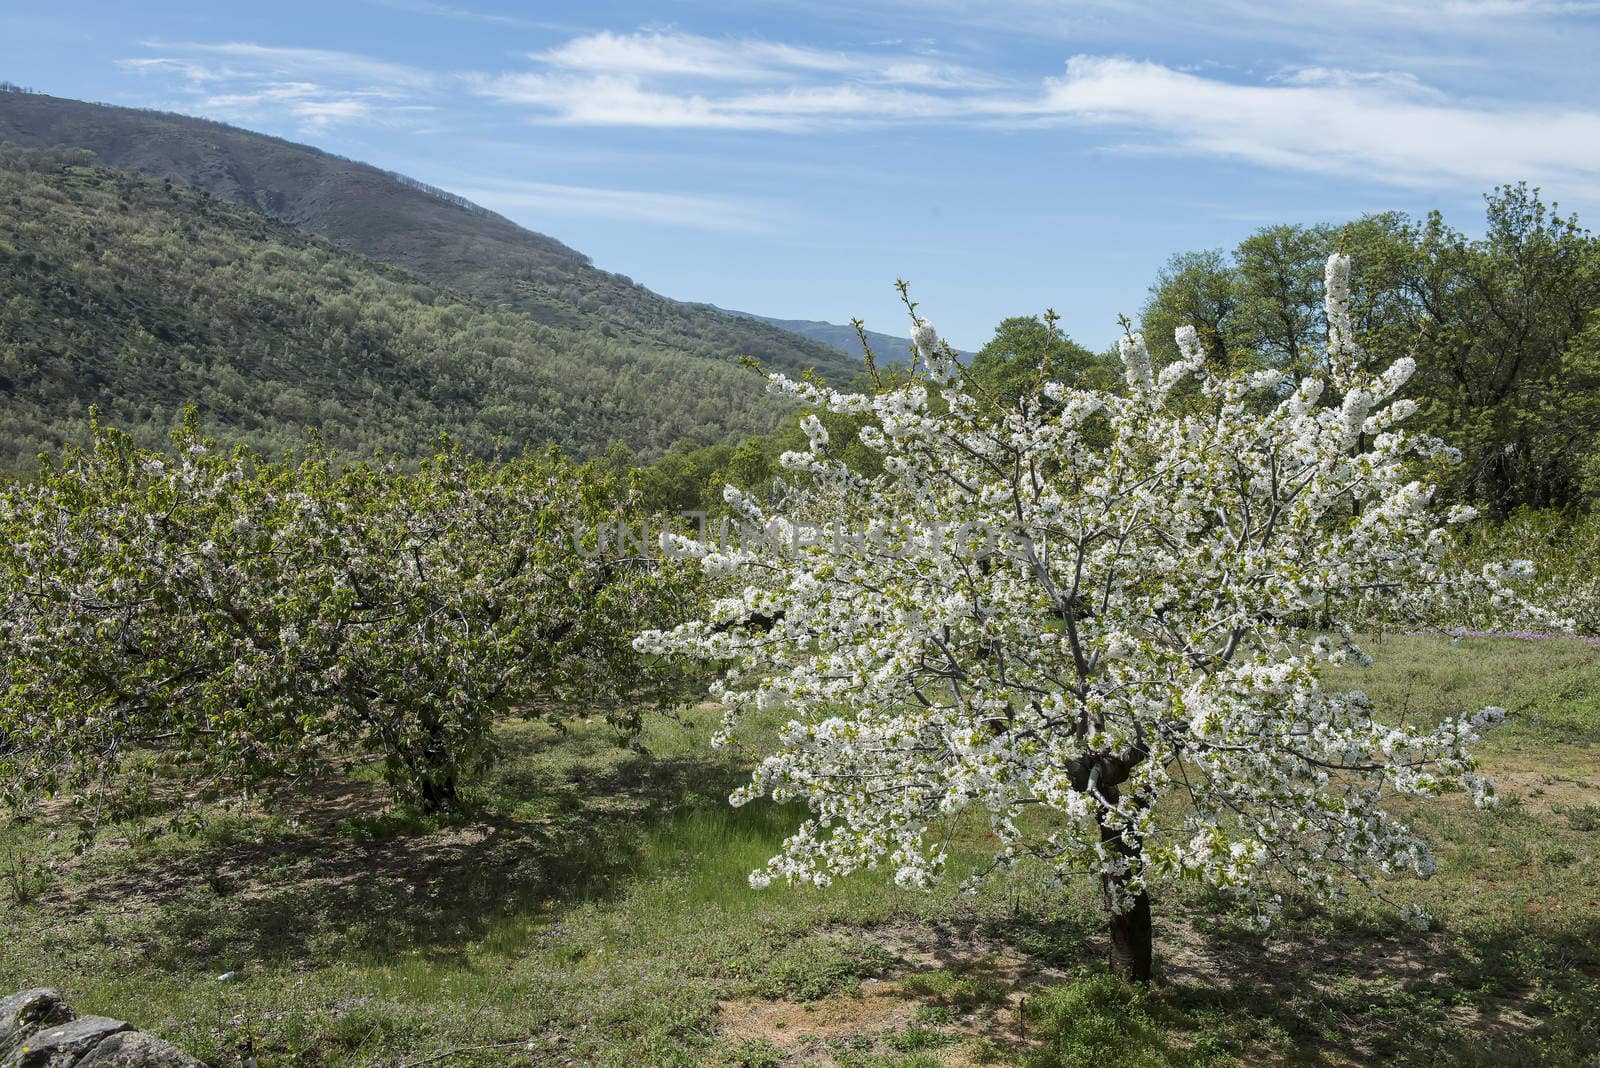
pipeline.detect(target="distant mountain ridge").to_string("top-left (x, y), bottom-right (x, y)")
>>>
top-left (713, 307), bottom-right (975, 362)
top-left (0, 90), bottom-right (860, 385)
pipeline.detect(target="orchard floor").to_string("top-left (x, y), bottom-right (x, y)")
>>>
top-left (2, 635), bottom-right (1599, 1067)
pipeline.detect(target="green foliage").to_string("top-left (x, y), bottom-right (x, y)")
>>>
top-left (884, 1023), bottom-right (953, 1052)
top-left (1451, 508), bottom-right (1600, 635)
top-left (752, 935), bottom-right (895, 1001)
top-left (899, 968), bottom-right (1007, 1010)
top-left (2, 849), bottom-right (54, 907)
top-left (968, 314), bottom-right (1112, 405)
top-left (632, 439), bottom-right (740, 516)
top-left (1139, 249), bottom-right (1241, 372)
top-left (1565, 804), bottom-right (1600, 832)
top-left (0, 420), bottom-right (700, 822)
top-left (1139, 186), bottom-right (1600, 513)
top-left (1403, 187), bottom-right (1599, 511)
top-left (0, 145), bottom-right (827, 469)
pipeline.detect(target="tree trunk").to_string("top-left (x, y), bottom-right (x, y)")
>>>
top-left (417, 772), bottom-right (458, 815)
top-left (413, 716), bottom-right (458, 815)
top-left (1098, 780), bottom-right (1154, 984)
top-left (1107, 885), bottom-right (1153, 983)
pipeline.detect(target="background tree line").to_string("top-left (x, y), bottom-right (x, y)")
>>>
top-left (661, 186), bottom-right (1600, 524)
top-left (1135, 184), bottom-right (1600, 515)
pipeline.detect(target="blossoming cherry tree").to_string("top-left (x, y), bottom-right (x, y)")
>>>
top-left (638, 255), bottom-right (1543, 981)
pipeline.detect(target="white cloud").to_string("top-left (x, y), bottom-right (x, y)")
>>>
top-left (853, 0), bottom-right (1600, 33)
top-left (1381, 0), bottom-right (1600, 15)
top-left (529, 30), bottom-right (1003, 89)
top-left (1270, 66), bottom-right (1446, 99)
top-left (1038, 56), bottom-right (1600, 193)
top-left (185, 83), bottom-right (438, 131)
top-left (472, 70), bottom-right (987, 130)
top-left (116, 26), bottom-right (1600, 202)
top-left (475, 37), bottom-right (1600, 197)
top-left (119, 42), bottom-right (438, 132)
top-left (535, 31), bottom-right (861, 80)
top-left (442, 178), bottom-right (776, 233)
top-left (140, 42), bottom-right (437, 90)
top-left (364, 0), bottom-right (548, 27)
top-left (471, 30), bottom-right (1013, 132)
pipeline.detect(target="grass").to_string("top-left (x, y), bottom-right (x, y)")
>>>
top-left (1, 635), bottom-right (1598, 1066)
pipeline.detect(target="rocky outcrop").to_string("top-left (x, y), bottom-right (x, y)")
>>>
top-left (0, 992), bottom-right (203, 1068)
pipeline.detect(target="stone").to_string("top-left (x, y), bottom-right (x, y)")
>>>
top-left (6, 1016), bottom-right (131, 1068)
top-left (0, 992), bottom-right (203, 1068)
top-left (0, 991), bottom-right (73, 1061)
top-left (75, 1032), bottom-right (206, 1068)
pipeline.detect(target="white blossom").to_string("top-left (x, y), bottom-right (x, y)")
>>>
top-left (637, 255), bottom-right (1554, 942)
top-left (1118, 332), bottom-right (1155, 394)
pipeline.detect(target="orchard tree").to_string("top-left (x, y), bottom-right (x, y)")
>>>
top-left (0, 421), bottom-right (694, 824)
top-left (638, 255), bottom-right (1556, 982)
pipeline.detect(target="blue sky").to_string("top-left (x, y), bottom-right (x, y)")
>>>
top-left (4, 1), bottom-right (1600, 350)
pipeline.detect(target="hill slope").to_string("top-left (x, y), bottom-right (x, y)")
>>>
top-left (712, 308), bottom-right (913, 363)
top-left (714, 307), bottom-right (974, 361)
top-left (0, 145), bottom-right (791, 469)
top-left (0, 90), bottom-right (859, 384)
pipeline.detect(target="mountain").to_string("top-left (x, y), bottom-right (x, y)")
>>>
top-left (0, 144), bottom-right (795, 469)
top-left (712, 308), bottom-right (909, 364)
top-left (0, 90), bottom-right (860, 385)
top-left (715, 307), bottom-right (974, 361)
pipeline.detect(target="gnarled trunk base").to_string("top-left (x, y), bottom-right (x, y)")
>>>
top-left (418, 773), bottom-right (458, 814)
top-left (1107, 888), bottom-right (1153, 983)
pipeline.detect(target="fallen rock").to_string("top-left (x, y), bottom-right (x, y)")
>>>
top-left (0, 992), bottom-right (204, 1068)
top-left (0, 991), bottom-right (73, 1061)
top-left (75, 1032), bottom-right (204, 1068)
top-left (7, 1016), bottom-right (131, 1068)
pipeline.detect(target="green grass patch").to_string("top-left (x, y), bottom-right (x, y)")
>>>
top-left (0, 637), bottom-right (1596, 1065)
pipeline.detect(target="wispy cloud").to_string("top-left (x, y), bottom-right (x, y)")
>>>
top-left (118, 42), bottom-right (436, 131)
top-left (532, 30), bottom-right (998, 88)
top-left (1037, 57), bottom-right (1600, 194)
top-left (472, 72), bottom-right (987, 131)
top-left (1370, 0), bottom-right (1600, 15)
top-left (473, 33), bottom-right (1600, 196)
top-left (443, 177), bottom-right (777, 233)
top-left (133, 41), bottom-right (436, 90)
top-left (363, 0), bottom-right (555, 29)
top-left (471, 30), bottom-right (1013, 132)
top-left (853, 0), bottom-right (1600, 35)
top-left (115, 25), bottom-right (1600, 203)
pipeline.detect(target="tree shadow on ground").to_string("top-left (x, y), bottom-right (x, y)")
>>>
top-left (961, 899), bottom-right (1600, 1066)
top-left (1204, 915), bottom-right (1600, 1066)
top-left (56, 718), bottom-right (752, 973)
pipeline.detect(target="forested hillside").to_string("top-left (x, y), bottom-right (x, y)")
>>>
top-left (0, 145), bottom-right (799, 468)
top-left (0, 90), bottom-right (860, 384)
